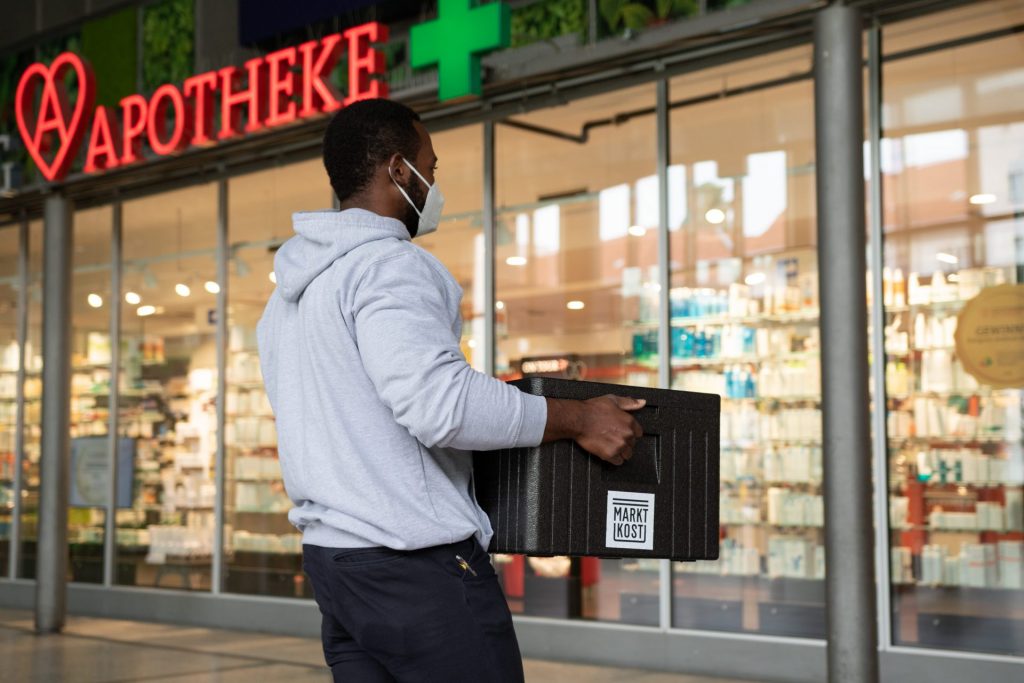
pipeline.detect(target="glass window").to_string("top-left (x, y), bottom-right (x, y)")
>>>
top-left (668, 46), bottom-right (823, 637)
top-left (117, 184), bottom-right (219, 591)
top-left (68, 206), bottom-right (113, 584)
top-left (18, 220), bottom-right (43, 579)
top-left (224, 158), bottom-right (328, 597)
top-left (0, 224), bottom-right (19, 576)
top-left (495, 85), bottom-right (661, 624)
top-left (882, 2), bottom-right (1024, 656)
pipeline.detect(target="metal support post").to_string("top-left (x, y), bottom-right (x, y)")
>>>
top-left (483, 121), bottom-right (496, 377)
top-left (814, 4), bottom-right (879, 682)
top-left (104, 201), bottom-right (123, 587)
top-left (35, 194), bottom-right (73, 633)
top-left (866, 22), bottom-right (893, 651)
top-left (213, 178), bottom-right (228, 593)
top-left (656, 77), bottom-right (673, 630)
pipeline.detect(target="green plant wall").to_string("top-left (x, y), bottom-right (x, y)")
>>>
top-left (511, 0), bottom-right (587, 48)
top-left (143, 0), bottom-right (195, 92)
top-left (82, 7), bottom-right (138, 108)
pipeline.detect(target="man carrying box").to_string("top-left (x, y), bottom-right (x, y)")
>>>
top-left (257, 98), bottom-right (644, 683)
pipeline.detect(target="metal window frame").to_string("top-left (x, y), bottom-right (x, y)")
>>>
top-left (7, 216), bottom-right (29, 581)
top-left (103, 199), bottom-right (123, 587)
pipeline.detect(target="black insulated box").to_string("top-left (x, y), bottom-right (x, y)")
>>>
top-left (473, 378), bottom-right (720, 562)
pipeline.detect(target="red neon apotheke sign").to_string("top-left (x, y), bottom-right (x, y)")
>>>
top-left (15, 22), bottom-right (389, 182)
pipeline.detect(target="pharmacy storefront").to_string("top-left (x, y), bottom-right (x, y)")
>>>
top-left (0, 1), bottom-right (1021, 680)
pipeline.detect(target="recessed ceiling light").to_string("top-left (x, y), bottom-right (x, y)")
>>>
top-left (204, 281), bottom-right (221, 294)
top-left (124, 291), bottom-right (141, 305)
top-left (506, 256), bottom-right (528, 267)
top-left (968, 193), bottom-right (996, 205)
top-left (495, 300), bottom-right (505, 310)
top-left (705, 208), bottom-right (726, 225)
top-left (467, 339), bottom-right (478, 349)
top-left (175, 283), bottom-right (191, 297)
top-left (936, 253), bottom-right (959, 265)
top-left (269, 271), bottom-right (277, 284)
top-left (628, 225), bottom-right (647, 237)
top-left (87, 293), bottom-right (103, 308)
top-left (567, 300), bottom-right (585, 311)
top-left (137, 305), bottom-right (156, 317)
top-left (744, 272), bottom-right (766, 286)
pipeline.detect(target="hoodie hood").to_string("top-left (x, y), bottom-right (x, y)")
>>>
top-left (274, 208), bottom-right (411, 302)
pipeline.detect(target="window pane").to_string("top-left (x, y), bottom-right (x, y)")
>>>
top-left (883, 5), bottom-right (1024, 656)
top-left (495, 85), bottom-right (661, 625)
top-left (0, 225), bottom-right (18, 575)
top-left (669, 46), bottom-right (824, 638)
top-left (18, 220), bottom-right (43, 579)
top-left (224, 158), bottom-right (328, 597)
top-left (68, 206), bottom-right (112, 584)
top-left (117, 184), bottom-right (219, 591)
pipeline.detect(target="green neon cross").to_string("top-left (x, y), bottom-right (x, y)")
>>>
top-left (410, 0), bottom-right (511, 101)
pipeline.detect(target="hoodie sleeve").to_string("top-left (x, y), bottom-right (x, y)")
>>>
top-left (352, 251), bottom-right (548, 451)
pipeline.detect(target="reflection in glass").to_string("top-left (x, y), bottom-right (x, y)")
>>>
top-left (67, 207), bottom-right (113, 583)
top-left (495, 85), bottom-right (661, 625)
top-left (18, 221), bottom-right (43, 579)
top-left (116, 185), bottom-right (219, 590)
top-left (668, 46), bottom-right (824, 637)
top-left (883, 11), bottom-right (1024, 656)
top-left (0, 226), bottom-right (18, 575)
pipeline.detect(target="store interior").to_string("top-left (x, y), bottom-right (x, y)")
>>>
top-left (0, 0), bottom-right (1020, 657)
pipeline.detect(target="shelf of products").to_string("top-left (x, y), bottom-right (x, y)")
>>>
top-left (881, 265), bottom-right (1023, 598)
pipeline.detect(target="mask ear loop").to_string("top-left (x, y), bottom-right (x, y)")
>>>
top-left (390, 161), bottom-right (422, 217)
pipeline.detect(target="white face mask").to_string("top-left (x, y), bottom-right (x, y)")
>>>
top-left (391, 157), bottom-right (444, 238)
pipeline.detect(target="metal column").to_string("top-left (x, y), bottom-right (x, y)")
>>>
top-left (813, 4), bottom-right (879, 682)
top-left (866, 23), bottom-right (893, 651)
top-left (8, 216), bottom-right (29, 580)
top-left (213, 177), bottom-right (228, 594)
top-left (35, 194), bottom-right (73, 634)
top-left (483, 121), bottom-right (496, 377)
top-left (104, 201), bottom-right (123, 587)
top-left (655, 77), bottom-right (673, 630)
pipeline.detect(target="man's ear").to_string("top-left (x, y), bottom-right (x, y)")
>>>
top-left (387, 153), bottom-right (406, 182)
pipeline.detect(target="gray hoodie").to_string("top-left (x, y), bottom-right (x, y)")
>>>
top-left (257, 208), bottom-right (547, 550)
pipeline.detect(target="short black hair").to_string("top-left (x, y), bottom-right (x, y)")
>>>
top-left (322, 99), bottom-right (422, 204)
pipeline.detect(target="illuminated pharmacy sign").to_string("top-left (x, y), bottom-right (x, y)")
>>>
top-left (14, 23), bottom-right (389, 182)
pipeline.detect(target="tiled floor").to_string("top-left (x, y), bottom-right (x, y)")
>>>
top-left (0, 608), bottom-right (761, 682)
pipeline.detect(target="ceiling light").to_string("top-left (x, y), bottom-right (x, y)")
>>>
top-left (705, 208), bottom-right (726, 225)
top-left (968, 193), bottom-right (996, 205)
top-left (269, 271), bottom-right (277, 284)
top-left (124, 291), bottom-right (141, 305)
top-left (175, 283), bottom-right (191, 297)
top-left (137, 305), bottom-right (156, 317)
top-left (204, 281), bottom-right (221, 294)
top-left (628, 225), bottom-right (647, 237)
top-left (506, 256), bottom-right (528, 267)
top-left (467, 339), bottom-right (478, 349)
top-left (744, 272), bottom-right (766, 286)
top-left (567, 300), bottom-right (585, 311)
top-left (495, 300), bottom-right (505, 311)
top-left (936, 253), bottom-right (959, 265)
top-left (87, 293), bottom-right (103, 308)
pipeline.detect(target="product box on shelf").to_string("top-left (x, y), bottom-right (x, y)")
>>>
top-left (474, 378), bottom-right (720, 561)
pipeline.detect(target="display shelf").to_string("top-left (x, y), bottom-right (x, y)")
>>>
top-left (723, 439), bottom-right (822, 449)
top-left (891, 480), bottom-right (1021, 491)
top-left (885, 300), bottom-right (966, 315)
top-left (888, 436), bottom-right (1008, 446)
top-left (722, 395), bottom-right (821, 403)
top-left (671, 352), bottom-right (819, 368)
top-left (887, 389), bottom-right (1014, 400)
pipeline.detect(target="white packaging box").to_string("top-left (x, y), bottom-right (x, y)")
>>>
top-left (890, 497), bottom-right (910, 529)
top-left (1006, 489), bottom-right (1023, 531)
top-left (943, 557), bottom-right (961, 586)
top-left (921, 545), bottom-right (946, 585)
top-left (891, 547), bottom-right (914, 585)
top-left (998, 541), bottom-right (1023, 589)
top-left (767, 488), bottom-right (785, 525)
top-left (784, 539), bottom-right (813, 578)
top-left (814, 545), bottom-right (826, 580)
top-left (768, 537), bottom-right (787, 578)
top-left (961, 544), bottom-right (997, 588)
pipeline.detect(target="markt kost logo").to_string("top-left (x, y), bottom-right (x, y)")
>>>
top-left (14, 0), bottom-right (511, 184)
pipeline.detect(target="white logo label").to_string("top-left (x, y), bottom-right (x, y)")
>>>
top-left (605, 491), bottom-right (655, 550)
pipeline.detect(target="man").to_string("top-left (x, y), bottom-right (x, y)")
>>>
top-left (257, 98), bottom-right (645, 682)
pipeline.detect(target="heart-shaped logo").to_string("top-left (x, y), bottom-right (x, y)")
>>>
top-left (15, 52), bottom-right (96, 183)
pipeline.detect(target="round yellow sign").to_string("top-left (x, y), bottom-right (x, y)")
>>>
top-left (954, 283), bottom-right (1024, 388)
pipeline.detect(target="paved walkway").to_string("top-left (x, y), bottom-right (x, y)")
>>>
top-left (0, 608), bottom-right (762, 682)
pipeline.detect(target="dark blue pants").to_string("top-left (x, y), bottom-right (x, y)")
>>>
top-left (302, 536), bottom-right (525, 682)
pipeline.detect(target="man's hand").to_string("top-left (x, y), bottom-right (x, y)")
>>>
top-left (543, 395), bottom-right (646, 465)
